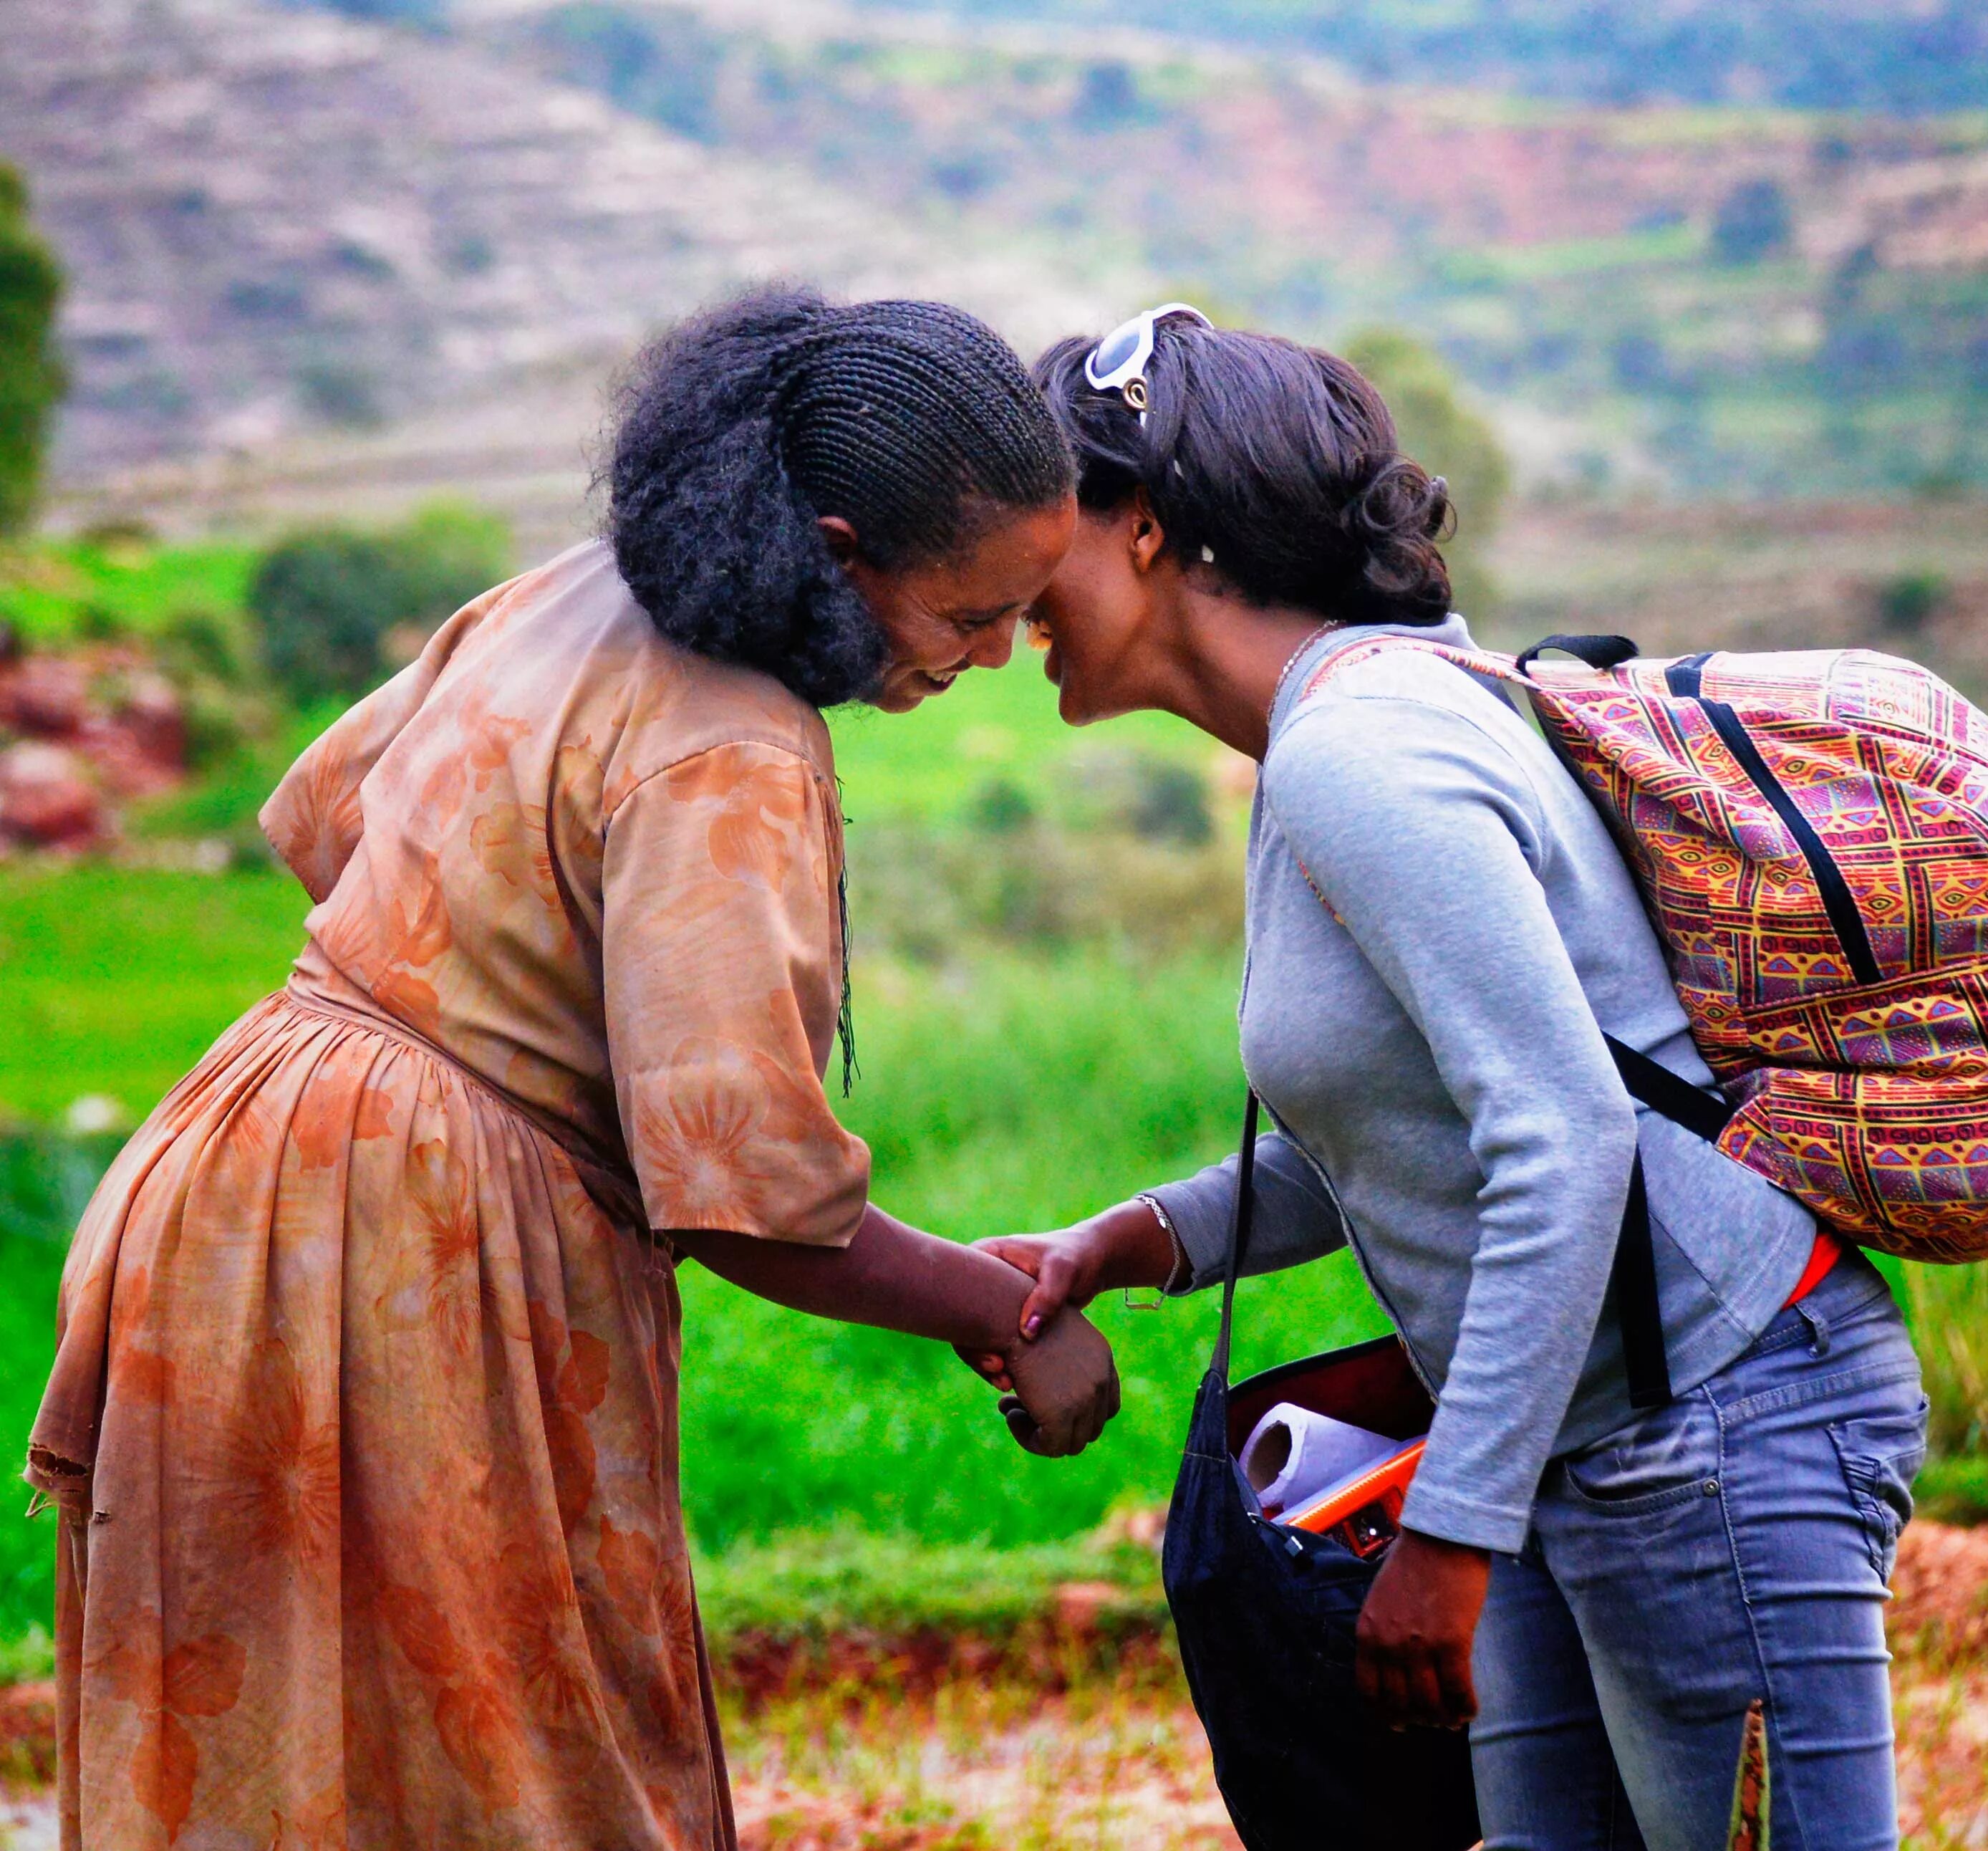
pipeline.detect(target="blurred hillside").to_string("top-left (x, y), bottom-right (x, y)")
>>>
top-left (3, 0), bottom-right (1985, 541)
top-left (473, 0), bottom-right (1988, 497)
top-left (0, 0), bottom-right (1138, 535)
top-left (841, 0), bottom-right (1988, 115)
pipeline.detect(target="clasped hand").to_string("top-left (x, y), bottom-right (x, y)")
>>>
top-left (958, 1216), bottom-right (1133, 1456)
top-left (990, 1301), bottom-right (1120, 1457)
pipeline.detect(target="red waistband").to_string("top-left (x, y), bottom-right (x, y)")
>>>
top-left (1782, 1230), bottom-right (1843, 1309)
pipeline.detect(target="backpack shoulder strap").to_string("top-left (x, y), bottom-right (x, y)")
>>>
top-left (1297, 630), bottom-right (1644, 708)
top-left (1295, 633), bottom-right (1520, 704)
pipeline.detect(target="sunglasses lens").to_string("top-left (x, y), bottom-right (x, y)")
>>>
top-left (1091, 324), bottom-right (1143, 377)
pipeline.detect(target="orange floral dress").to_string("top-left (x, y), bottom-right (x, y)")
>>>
top-left (27, 539), bottom-right (873, 1850)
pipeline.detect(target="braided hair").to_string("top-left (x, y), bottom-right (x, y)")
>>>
top-left (606, 287), bottom-right (1074, 707)
top-left (1033, 322), bottom-right (1454, 627)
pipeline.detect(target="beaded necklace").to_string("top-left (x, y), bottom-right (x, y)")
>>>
top-left (1268, 624), bottom-right (1336, 719)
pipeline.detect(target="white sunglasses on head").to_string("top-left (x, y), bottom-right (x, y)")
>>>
top-left (1084, 301), bottom-right (1212, 418)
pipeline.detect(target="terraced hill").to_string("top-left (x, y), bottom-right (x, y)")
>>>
top-left (0, 0), bottom-right (1138, 484)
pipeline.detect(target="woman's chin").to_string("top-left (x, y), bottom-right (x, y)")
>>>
top-left (1043, 645), bottom-right (1089, 723)
top-left (872, 670), bottom-right (958, 713)
top-left (1054, 677), bottom-right (1099, 726)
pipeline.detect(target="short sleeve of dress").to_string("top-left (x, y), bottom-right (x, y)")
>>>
top-left (259, 582), bottom-right (511, 903)
top-left (602, 741), bottom-right (872, 1246)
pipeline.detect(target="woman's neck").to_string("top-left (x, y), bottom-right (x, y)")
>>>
top-left (1152, 592), bottom-right (1338, 762)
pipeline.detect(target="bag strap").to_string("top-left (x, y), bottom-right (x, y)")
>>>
top-left (1297, 629), bottom-right (1645, 708)
top-left (1212, 1090), bottom-right (1261, 1383)
top-left (1606, 1034), bottom-right (1736, 1143)
top-left (1603, 1037), bottom-right (1734, 1409)
top-left (1513, 633), bottom-right (1641, 676)
top-left (1613, 1151), bottom-right (1672, 1410)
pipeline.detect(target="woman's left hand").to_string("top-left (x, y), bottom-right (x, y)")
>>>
top-left (1354, 1527), bottom-right (1492, 1732)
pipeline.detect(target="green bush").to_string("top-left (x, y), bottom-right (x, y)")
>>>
top-left (1876, 570), bottom-right (1950, 637)
top-left (532, 3), bottom-right (725, 141)
top-left (848, 814), bottom-right (1245, 962)
top-left (1712, 178), bottom-right (1793, 267)
top-left (248, 501), bottom-right (511, 703)
top-left (0, 165), bottom-right (66, 538)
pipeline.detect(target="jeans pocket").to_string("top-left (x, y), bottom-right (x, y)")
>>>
top-left (1829, 1398), bottom-right (1929, 1581)
top-left (1560, 1393), bottom-right (1722, 1515)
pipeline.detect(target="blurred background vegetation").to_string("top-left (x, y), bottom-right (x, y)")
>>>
top-left (4, 0), bottom-right (1988, 1687)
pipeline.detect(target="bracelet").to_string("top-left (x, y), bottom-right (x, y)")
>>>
top-left (1123, 1195), bottom-right (1190, 1310)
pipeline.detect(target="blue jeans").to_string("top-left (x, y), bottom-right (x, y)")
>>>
top-left (1470, 1251), bottom-right (1927, 1851)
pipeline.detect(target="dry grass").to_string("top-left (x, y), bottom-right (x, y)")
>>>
top-left (711, 1519), bottom-right (1988, 1851)
top-left (1897, 1665), bottom-right (1988, 1847)
top-left (718, 1650), bottom-right (1988, 1851)
top-left (725, 1675), bottom-right (1240, 1851)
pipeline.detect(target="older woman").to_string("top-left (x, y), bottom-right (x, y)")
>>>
top-left (29, 287), bottom-right (1114, 1850)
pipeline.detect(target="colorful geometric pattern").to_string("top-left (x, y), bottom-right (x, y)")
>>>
top-left (1305, 639), bottom-right (1988, 1261)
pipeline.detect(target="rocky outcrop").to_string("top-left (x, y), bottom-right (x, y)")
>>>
top-left (0, 641), bottom-right (188, 849)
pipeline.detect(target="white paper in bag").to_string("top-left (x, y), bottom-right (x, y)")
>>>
top-left (1239, 1402), bottom-right (1400, 1516)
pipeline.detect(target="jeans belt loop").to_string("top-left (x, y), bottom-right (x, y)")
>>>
top-left (1796, 1298), bottom-right (1832, 1357)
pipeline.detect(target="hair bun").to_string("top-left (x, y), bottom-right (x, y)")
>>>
top-left (1338, 456), bottom-right (1454, 625)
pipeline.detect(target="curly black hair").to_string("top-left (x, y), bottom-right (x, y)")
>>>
top-left (606, 287), bottom-right (1074, 707)
top-left (1034, 319), bottom-right (1454, 627)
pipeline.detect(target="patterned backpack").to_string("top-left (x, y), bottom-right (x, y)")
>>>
top-left (1305, 632), bottom-right (1988, 1264)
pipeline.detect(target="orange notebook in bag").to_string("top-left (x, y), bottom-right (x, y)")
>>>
top-left (1283, 1439), bottom-right (1426, 1557)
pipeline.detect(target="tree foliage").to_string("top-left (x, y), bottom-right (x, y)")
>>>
top-left (248, 502), bottom-right (511, 703)
top-left (1712, 179), bottom-right (1793, 266)
top-left (1341, 327), bottom-right (1511, 620)
top-left (0, 165), bottom-right (67, 539)
top-left (530, 4), bottom-right (725, 142)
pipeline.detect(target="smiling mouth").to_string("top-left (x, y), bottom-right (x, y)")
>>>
top-left (919, 670), bottom-right (959, 693)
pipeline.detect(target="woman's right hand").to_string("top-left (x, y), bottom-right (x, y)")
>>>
top-left (961, 1201), bottom-right (1179, 1392)
top-left (980, 1223), bottom-right (1114, 1328)
top-left (997, 1305), bottom-right (1121, 1456)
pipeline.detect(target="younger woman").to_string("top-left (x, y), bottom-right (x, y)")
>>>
top-left (978, 307), bottom-right (1926, 1850)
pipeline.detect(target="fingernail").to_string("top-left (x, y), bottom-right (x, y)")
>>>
top-left (1023, 1314), bottom-right (1042, 1337)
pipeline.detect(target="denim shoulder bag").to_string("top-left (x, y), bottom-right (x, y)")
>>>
top-left (1159, 1093), bottom-right (1481, 1850)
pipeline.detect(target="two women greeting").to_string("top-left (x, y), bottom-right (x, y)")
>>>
top-left (32, 291), bottom-right (1922, 1851)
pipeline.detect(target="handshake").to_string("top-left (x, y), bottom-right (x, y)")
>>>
top-left (955, 1216), bottom-right (1142, 1461)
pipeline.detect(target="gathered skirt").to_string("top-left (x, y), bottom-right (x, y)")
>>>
top-left (29, 989), bottom-right (733, 1850)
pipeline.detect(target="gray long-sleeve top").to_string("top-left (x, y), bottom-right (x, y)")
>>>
top-left (1150, 617), bottom-right (1818, 1554)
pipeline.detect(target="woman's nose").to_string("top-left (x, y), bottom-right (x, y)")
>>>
top-left (968, 615), bottom-right (1019, 672)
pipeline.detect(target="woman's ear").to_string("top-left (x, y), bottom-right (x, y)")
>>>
top-left (1126, 487), bottom-right (1167, 577)
top-left (817, 514), bottom-right (861, 564)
